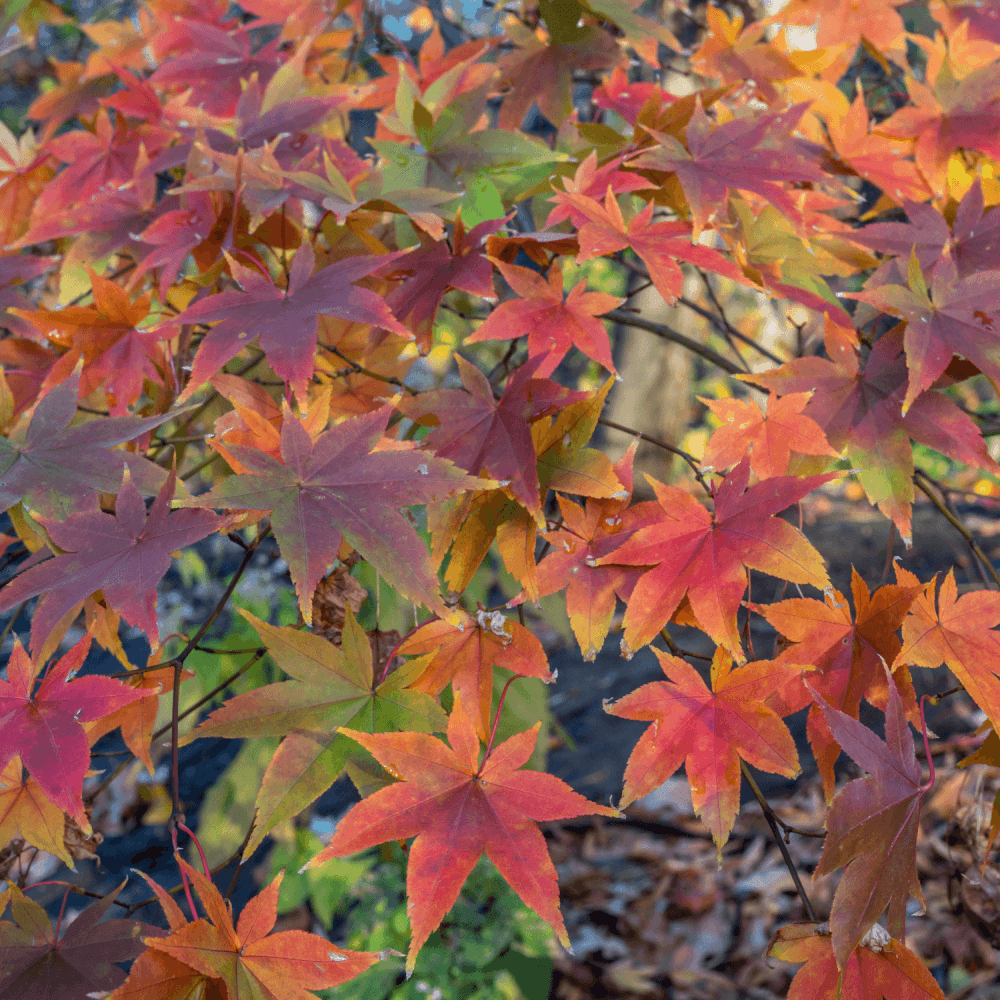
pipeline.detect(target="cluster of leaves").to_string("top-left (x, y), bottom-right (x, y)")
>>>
top-left (6, 0), bottom-right (1000, 997)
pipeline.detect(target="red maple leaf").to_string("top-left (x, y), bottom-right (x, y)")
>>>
top-left (598, 457), bottom-right (834, 659)
top-left (0, 880), bottom-right (163, 1000)
top-left (12, 267), bottom-right (173, 414)
top-left (605, 647), bottom-right (803, 849)
top-left (495, 16), bottom-right (623, 131)
top-left (397, 354), bottom-right (586, 523)
top-left (463, 258), bottom-right (623, 375)
top-left (302, 694), bottom-right (619, 974)
top-left (0, 364), bottom-right (171, 519)
top-left (0, 466), bottom-right (230, 657)
top-left (542, 149), bottom-right (655, 229)
top-left (846, 179), bottom-right (1000, 283)
top-left (767, 922), bottom-right (945, 999)
top-left (548, 186), bottom-right (750, 305)
top-left (376, 213), bottom-right (508, 348)
top-left (0, 632), bottom-right (155, 826)
top-left (179, 403), bottom-right (482, 624)
top-left (533, 440), bottom-right (658, 659)
top-left (170, 242), bottom-right (411, 405)
top-left (753, 568), bottom-right (922, 799)
top-left (848, 254), bottom-right (1000, 413)
top-left (135, 859), bottom-right (383, 1000)
top-left (744, 319), bottom-right (1000, 543)
top-left (627, 99), bottom-right (828, 238)
top-left (808, 668), bottom-right (929, 969)
top-left (876, 59), bottom-right (1000, 195)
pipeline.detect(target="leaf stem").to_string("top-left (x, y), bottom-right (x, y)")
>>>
top-left (178, 821), bottom-right (211, 877)
top-left (485, 673), bottom-right (520, 759)
top-left (918, 695), bottom-right (936, 793)
top-left (169, 822), bottom-right (198, 919)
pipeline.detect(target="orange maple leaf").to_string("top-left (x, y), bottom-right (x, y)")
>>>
top-left (699, 390), bottom-right (838, 480)
top-left (753, 568), bottom-right (921, 799)
top-left (892, 565), bottom-right (1000, 724)
top-left (302, 694), bottom-right (619, 974)
top-left (605, 647), bottom-right (803, 850)
top-left (140, 858), bottom-right (383, 1000)
top-left (598, 458), bottom-right (834, 659)
top-left (464, 258), bottom-right (623, 375)
top-left (398, 609), bottom-right (552, 740)
top-left (767, 922), bottom-right (945, 999)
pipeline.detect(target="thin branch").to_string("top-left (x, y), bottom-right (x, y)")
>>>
top-left (740, 760), bottom-right (819, 921)
top-left (121, 821), bottom-right (260, 917)
top-left (598, 416), bottom-right (712, 494)
top-left (319, 343), bottom-right (418, 395)
top-left (604, 308), bottom-right (744, 375)
top-left (914, 471), bottom-right (1000, 589)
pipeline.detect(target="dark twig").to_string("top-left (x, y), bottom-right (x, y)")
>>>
top-left (605, 309), bottom-right (744, 376)
top-left (914, 471), bottom-right (1000, 589)
top-left (598, 416), bottom-right (712, 494)
top-left (740, 760), bottom-right (819, 921)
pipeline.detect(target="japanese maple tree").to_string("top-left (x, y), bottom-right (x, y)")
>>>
top-left (5, 1), bottom-right (1000, 997)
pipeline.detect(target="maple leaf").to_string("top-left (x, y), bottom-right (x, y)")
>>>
top-left (542, 149), bottom-right (655, 230)
top-left (0, 466), bottom-right (230, 657)
top-left (0, 880), bottom-right (162, 1000)
top-left (0, 632), bottom-right (155, 827)
top-left (463, 258), bottom-right (623, 375)
top-left (721, 197), bottom-right (857, 327)
top-left (0, 757), bottom-right (76, 868)
top-left (375, 213), bottom-right (507, 348)
top-left (848, 180), bottom-right (1000, 285)
top-left (0, 120), bottom-right (55, 247)
top-left (12, 266), bottom-right (173, 414)
top-left (699, 390), bottom-right (839, 480)
top-left (534, 440), bottom-right (658, 659)
top-left (769, 0), bottom-right (906, 66)
top-left (425, 376), bottom-right (616, 602)
top-left (0, 363), bottom-right (172, 519)
top-left (752, 568), bottom-right (921, 799)
top-left (744, 319), bottom-right (1000, 543)
top-left (580, 0), bottom-right (681, 67)
top-left (598, 457), bottom-right (834, 660)
top-left (84, 664), bottom-right (191, 777)
top-left (876, 58), bottom-right (1000, 196)
top-left (822, 88), bottom-right (932, 205)
top-left (627, 99), bottom-right (828, 239)
top-left (170, 242), bottom-right (411, 406)
top-left (397, 354), bottom-right (586, 524)
top-left (140, 858), bottom-right (383, 1000)
top-left (496, 11), bottom-right (623, 131)
top-left (605, 646), bottom-right (803, 849)
top-left (892, 565), bottom-right (1000, 724)
top-left (104, 864), bottom-right (225, 1000)
top-left (848, 254), bottom-right (1000, 414)
top-left (302, 693), bottom-right (619, 974)
top-left (549, 182), bottom-right (751, 305)
top-left (767, 922), bottom-right (945, 999)
top-left (689, 5), bottom-right (802, 105)
top-left (179, 606), bottom-right (447, 858)
top-left (147, 18), bottom-right (283, 116)
top-left (179, 403), bottom-right (482, 624)
top-left (808, 667), bottom-right (929, 969)
top-left (398, 608), bottom-right (552, 740)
